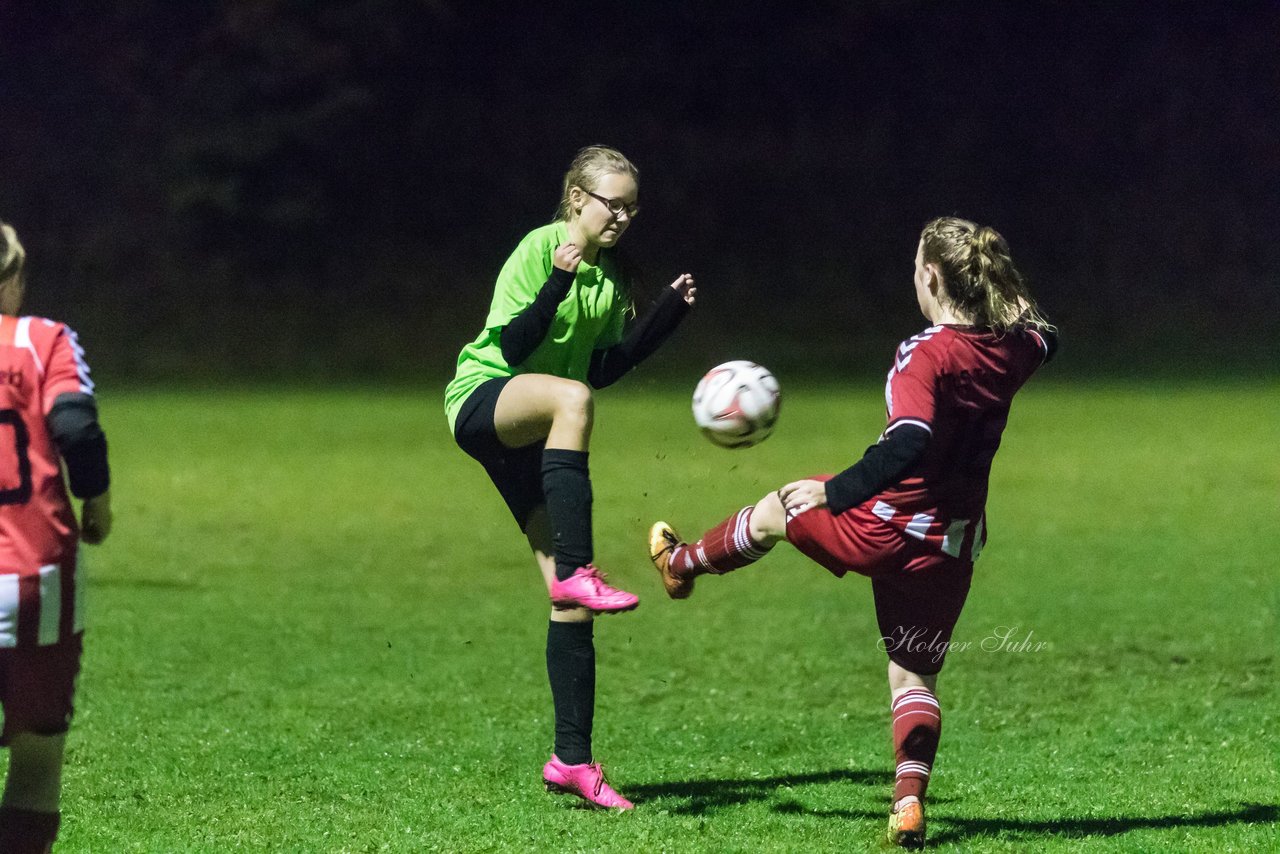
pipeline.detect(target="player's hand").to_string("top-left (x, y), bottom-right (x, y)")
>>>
top-left (670, 273), bottom-right (696, 306)
top-left (777, 479), bottom-right (827, 516)
top-left (553, 242), bottom-right (583, 274)
top-left (80, 492), bottom-right (112, 545)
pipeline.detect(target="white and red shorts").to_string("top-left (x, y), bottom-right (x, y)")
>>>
top-left (0, 632), bottom-right (82, 743)
top-left (0, 554), bottom-right (85, 742)
top-left (786, 477), bottom-right (973, 676)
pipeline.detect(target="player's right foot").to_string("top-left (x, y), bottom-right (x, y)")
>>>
top-left (887, 796), bottom-right (926, 849)
top-left (549, 565), bottom-right (639, 613)
top-left (649, 521), bottom-right (694, 599)
top-left (542, 755), bottom-right (634, 810)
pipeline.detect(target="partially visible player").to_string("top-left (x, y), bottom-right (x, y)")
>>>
top-left (649, 217), bottom-right (1055, 848)
top-left (0, 223), bottom-right (112, 854)
top-left (444, 146), bottom-right (695, 809)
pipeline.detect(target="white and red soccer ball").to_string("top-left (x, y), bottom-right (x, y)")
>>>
top-left (692, 360), bottom-right (781, 449)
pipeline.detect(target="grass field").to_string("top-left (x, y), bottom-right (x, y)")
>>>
top-left (25, 377), bottom-right (1279, 851)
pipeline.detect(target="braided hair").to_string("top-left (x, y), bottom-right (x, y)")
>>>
top-left (920, 217), bottom-right (1052, 332)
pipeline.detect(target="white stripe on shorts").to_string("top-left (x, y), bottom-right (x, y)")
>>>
top-left (905, 513), bottom-right (934, 540)
top-left (38, 563), bottom-right (61, 645)
top-left (74, 555), bottom-right (86, 632)
top-left (0, 574), bottom-right (18, 648)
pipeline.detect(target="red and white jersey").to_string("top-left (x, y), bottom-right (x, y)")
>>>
top-left (0, 315), bottom-right (94, 647)
top-left (872, 324), bottom-right (1052, 562)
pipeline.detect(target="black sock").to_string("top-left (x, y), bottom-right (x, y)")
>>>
top-left (546, 620), bottom-right (595, 765)
top-left (542, 448), bottom-right (593, 581)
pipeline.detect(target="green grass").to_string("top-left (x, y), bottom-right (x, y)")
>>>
top-left (22, 378), bottom-right (1279, 851)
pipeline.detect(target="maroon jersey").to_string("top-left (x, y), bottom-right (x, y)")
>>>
top-left (0, 315), bottom-right (94, 648)
top-left (872, 324), bottom-right (1052, 561)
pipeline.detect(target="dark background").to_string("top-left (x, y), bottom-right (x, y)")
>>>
top-left (1, 1), bottom-right (1277, 383)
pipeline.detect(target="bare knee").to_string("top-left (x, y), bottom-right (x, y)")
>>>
top-left (553, 380), bottom-right (593, 419)
top-left (494, 375), bottom-right (594, 450)
top-left (888, 660), bottom-right (937, 697)
top-left (550, 380), bottom-right (593, 430)
top-left (749, 492), bottom-right (787, 546)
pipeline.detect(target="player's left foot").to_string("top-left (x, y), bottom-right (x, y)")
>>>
top-left (549, 564), bottom-right (639, 613)
top-left (542, 755), bottom-right (634, 810)
top-left (887, 796), bottom-right (926, 849)
top-left (649, 521), bottom-right (694, 599)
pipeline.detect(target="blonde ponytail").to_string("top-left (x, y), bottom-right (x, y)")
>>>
top-left (0, 223), bottom-right (26, 316)
top-left (921, 217), bottom-right (1052, 332)
top-left (0, 222), bottom-right (25, 285)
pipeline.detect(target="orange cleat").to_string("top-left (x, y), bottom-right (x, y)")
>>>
top-left (648, 522), bottom-right (694, 599)
top-left (887, 796), bottom-right (926, 849)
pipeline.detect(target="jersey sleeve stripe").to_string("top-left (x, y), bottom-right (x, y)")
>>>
top-left (1027, 328), bottom-right (1051, 365)
top-left (885, 418), bottom-right (932, 435)
top-left (64, 328), bottom-right (95, 394)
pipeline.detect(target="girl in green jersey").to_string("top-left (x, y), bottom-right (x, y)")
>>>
top-left (445, 146), bottom-right (695, 809)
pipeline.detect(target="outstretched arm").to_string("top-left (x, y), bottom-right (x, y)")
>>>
top-left (778, 423), bottom-right (930, 516)
top-left (588, 274), bottom-right (695, 389)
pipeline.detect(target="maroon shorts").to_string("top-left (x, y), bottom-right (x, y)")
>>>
top-left (0, 632), bottom-right (83, 744)
top-left (786, 478), bottom-right (972, 676)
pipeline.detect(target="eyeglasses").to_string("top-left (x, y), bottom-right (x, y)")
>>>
top-left (584, 190), bottom-right (639, 220)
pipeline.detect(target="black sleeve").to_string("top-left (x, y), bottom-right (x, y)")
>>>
top-left (46, 392), bottom-right (110, 499)
top-left (587, 286), bottom-right (690, 389)
top-left (498, 266), bottom-right (576, 366)
top-left (823, 423), bottom-right (930, 516)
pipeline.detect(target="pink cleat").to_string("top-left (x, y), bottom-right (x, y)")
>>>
top-left (549, 565), bottom-right (639, 613)
top-left (542, 755), bottom-right (634, 810)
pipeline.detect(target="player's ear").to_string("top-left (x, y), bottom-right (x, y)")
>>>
top-left (925, 264), bottom-right (943, 297)
top-left (568, 185), bottom-right (586, 216)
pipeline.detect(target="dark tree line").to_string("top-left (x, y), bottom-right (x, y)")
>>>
top-left (1, 1), bottom-right (1276, 380)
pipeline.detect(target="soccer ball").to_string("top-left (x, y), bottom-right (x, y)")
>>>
top-left (692, 360), bottom-right (781, 449)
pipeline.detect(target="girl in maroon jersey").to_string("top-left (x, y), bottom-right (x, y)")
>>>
top-left (0, 223), bottom-right (113, 854)
top-left (649, 217), bottom-right (1055, 849)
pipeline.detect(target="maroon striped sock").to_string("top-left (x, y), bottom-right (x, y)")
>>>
top-left (891, 687), bottom-right (942, 804)
top-left (0, 806), bottom-right (60, 854)
top-left (669, 506), bottom-right (772, 576)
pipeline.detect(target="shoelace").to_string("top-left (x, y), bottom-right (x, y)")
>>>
top-left (589, 763), bottom-right (606, 798)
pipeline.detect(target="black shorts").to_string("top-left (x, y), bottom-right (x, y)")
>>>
top-left (453, 377), bottom-right (545, 528)
top-left (871, 560), bottom-right (973, 676)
